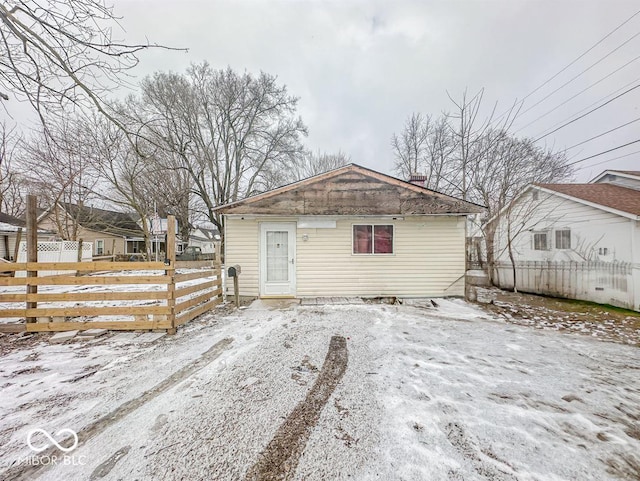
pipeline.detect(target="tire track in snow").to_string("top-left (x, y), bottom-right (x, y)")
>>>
top-left (244, 335), bottom-right (348, 481)
top-left (5, 337), bottom-right (233, 481)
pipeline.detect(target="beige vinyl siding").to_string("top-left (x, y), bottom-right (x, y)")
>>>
top-left (225, 215), bottom-right (466, 298)
top-left (225, 217), bottom-right (260, 296)
top-left (76, 229), bottom-right (126, 255)
top-left (38, 213), bottom-right (127, 255)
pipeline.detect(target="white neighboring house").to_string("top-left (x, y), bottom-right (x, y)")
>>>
top-left (188, 227), bottom-right (221, 256)
top-left (492, 170), bottom-right (640, 311)
top-left (0, 213), bottom-right (52, 262)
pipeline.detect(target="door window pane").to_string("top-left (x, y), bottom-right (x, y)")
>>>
top-left (266, 231), bottom-right (288, 281)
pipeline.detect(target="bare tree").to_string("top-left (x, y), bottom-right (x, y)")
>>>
top-left (424, 116), bottom-right (458, 192)
top-left (391, 113), bottom-right (431, 180)
top-left (0, 0), bottom-right (180, 125)
top-left (0, 121), bottom-right (25, 216)
top-left (141, 149), bottom-right (194, 243)
top-left (391, 113), bottom-right (462, 193)
top-left (392, 90), bottom-right (571, 286)
top-left (20, 118), bottom-right (100, 239)
top-left (78, 114), bottom-right (156, 255)
top-left (290, 150), bottom-right (350, 181)
top-left (127, 63), bottom-right (307, 233)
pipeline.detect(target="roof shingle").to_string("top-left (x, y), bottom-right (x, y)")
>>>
top-left (536, 183), bottom-right (640, 217)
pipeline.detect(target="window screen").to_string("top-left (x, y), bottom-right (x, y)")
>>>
top-left (533, 232), bottom-right (548, 251)
top-left (555, 230), bottom-right (571, 250)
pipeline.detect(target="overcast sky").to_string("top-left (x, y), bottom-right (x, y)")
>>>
top-left (14, 1), bottom-right (640, 182)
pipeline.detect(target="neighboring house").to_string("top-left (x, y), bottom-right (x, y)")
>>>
top-left (38, 203), bottom-right (146, 257)
top-left (214, 164), bottom-right (484, 299)
top-left (188, 226), bottom-right (221, 256)
top-left (492, 170), bottom-right (640, 311)
top-left (147, 216), bottom-right (181, 257)
top-left (0, 212), bottom-right (26, 261)
top-left (0, 212), bottom-right (53, 261)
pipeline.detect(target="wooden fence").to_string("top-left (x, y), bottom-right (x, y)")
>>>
top-left (0, 203), bottom-right (223, 333)
top-left (0, 260), bottom-right (222, 333)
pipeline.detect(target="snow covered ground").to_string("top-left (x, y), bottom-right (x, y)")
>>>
top-left (0, 299), bottom-right (638, 480)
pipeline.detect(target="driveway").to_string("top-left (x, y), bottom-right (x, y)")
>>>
top-left (0, 300), bottom-right (638, 480)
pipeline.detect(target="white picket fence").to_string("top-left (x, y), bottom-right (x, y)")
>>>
top-left (493, 260), bottom-right (636, 311)
top-left (15, 241), bottom-right (93, 277)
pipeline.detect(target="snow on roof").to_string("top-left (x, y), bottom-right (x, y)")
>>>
top-left (0, 221), bottom-right (22, 232)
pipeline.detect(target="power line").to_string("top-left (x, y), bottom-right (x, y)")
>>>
top-left (533, 83), bottom-right (640, 142)
top-left (566, 138), bottom-right (640, 166)
top-left (495, 8), bottom-right (640, 122)
top-left (564, 116), bottom-right (640, 150)
top-left (514, 54), bottom-right (640, 134)
top-left (576, 148), bottom-right (640, 171)
top-left (531, 75), bottom-right (640, 138)
top-left (516, 30), bottom-right (640, 120)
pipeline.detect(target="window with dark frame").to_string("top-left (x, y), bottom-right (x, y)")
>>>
top-left (95, 239), bottom-right (104, 256)
top-left (533, 232), bottom-right (548, 251)
top-left (555, 229), bottom-right (571, 250)
top-left (353, 225), bottom-right (394, 254)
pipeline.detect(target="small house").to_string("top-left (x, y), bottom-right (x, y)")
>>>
top-left (492, 170), bottom-right (640, 311)
top-left (38, 203), bottom-right (146, 257)
top-left (188, 226), bottom-right (221, 256)
top-left (214, 164), bottom-right (484, 299)
top-left (0, 212), bottom-right (27, 261)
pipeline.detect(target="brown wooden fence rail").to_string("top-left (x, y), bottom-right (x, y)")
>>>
top-left (0, 260), bottom-right (222, 333)
top-left (0, 209), bottom-right (223, 334)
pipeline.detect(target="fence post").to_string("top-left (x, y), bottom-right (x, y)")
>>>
top-left (214, 260), bottom-right (223, 304)
top-left (26, 195), bottom-right (38, 323)
top-left (166, 215), bottom-right (176, 335)
top-left (12, 227), bottom-right (22, 267)
top-left (76, 238), bottom-right (84, 276)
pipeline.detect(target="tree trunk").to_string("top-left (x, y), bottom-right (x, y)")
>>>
top-left (507, 238), bottom-right (517, 293)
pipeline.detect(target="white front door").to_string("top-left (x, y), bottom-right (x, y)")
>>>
top-left (260, 223), bottom-right (296, 297)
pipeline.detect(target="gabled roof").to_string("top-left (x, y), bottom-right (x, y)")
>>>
top-left (589, 169), bottom-right (640, 183)
top-left (214, 164), bottom-right (484, 216)
top-left (190, 226), bottom-right (221, 241)
top-left (535, 183), bottom-right (640, 218)
top-left (0, 212), bottom-right (26, 228)
top-left (57, 203), bottom-right (144, 237)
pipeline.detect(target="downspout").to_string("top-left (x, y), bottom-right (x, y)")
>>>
top-left (631, 218), bottom-right (639, 311)
top-left (223, 218), bottom-right (227, 302)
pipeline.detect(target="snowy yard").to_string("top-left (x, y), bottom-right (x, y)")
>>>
top-left (0, 299), bottom-right (639, 480)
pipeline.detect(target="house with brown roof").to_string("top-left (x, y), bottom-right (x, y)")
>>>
top-left (492, 170), bottom-right (640, 311)
top-left (37, 203), bottom-right (147, 257)
top-left (214, 164), bottom-right (484, 299)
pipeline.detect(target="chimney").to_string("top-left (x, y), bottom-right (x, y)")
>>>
top-left (408, 174), bottom-right (428, 187)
